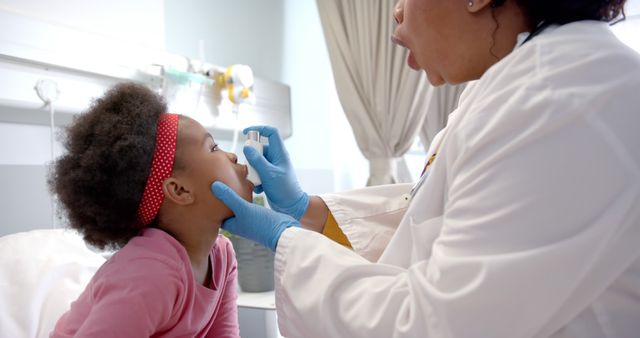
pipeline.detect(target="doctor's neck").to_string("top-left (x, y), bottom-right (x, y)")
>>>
top-left (462, 1), bottom-right (530, 83)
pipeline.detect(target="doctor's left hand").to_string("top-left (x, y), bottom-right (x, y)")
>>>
top-left (211, 181), bottom-right (299, 251)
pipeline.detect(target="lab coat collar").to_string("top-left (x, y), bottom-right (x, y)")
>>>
top-left (515, 24), bottom-right (561, 49)
top-left (515, 32), bottom-right (530, 49)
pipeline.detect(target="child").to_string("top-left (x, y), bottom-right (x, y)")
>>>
top-left (49, 82), bottom-right (252, 337)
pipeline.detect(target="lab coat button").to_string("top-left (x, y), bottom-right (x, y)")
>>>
top-left (401, 194), bottom-right (412, 202)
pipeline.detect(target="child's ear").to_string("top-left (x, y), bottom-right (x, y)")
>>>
top-left (162, 178), bottom-right (194, 206)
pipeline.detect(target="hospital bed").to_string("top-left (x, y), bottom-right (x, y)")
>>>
top-left (0, 228), bottom-right (107, 337)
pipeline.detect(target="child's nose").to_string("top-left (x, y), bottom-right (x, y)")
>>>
top-left (226, 152), bottom-right (238, 163)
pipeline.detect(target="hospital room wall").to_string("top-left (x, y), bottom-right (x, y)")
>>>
top-left (0, 0), bottom-right (164, 166)
top-left (280, 0), bottom-right (370, 193)
top-left (0, 0), bottom-right (166, 235)
top-left (164, 0), bottom-right (369, 195)
top-left (0, 0), bottom-right (165, 48)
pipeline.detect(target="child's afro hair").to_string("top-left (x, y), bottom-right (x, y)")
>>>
top-left (49, 82), bottom-right (167, 250)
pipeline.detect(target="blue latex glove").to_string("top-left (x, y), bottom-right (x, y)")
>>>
top-left (243, 125), bottom-right (309, 220)
top-left (212, 181), bottom-right (299, 251)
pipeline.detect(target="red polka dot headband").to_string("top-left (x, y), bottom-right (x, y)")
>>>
top-left (136, 113), bottom-right (179, 226)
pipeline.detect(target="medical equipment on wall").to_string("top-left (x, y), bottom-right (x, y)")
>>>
top-left (34, 79), bottom-right (60, 229)
top-left (245, 130), bottom-right (263, 186)
top-left (210, 64), bottom-right (256, 153)
top-left (160, 63), bottom-right (216, 127)
top-left (159, 62), bottom-right (256, 154)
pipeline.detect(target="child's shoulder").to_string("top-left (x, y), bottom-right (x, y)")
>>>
top-left (90, 237), bottom-right (189, 294)
top-left (214, 234), bottom-right (235, 255)
top-left (213, 234), bottom-right (237, 267)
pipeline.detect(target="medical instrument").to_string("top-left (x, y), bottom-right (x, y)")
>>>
top-left (164, 67), bottom-right (214, 86)
top-left (245, 130), bottom-right (263, 186)
top-left (242, 126), bottom-right (309, 220)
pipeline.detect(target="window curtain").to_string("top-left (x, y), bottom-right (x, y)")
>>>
top-left (316, 0), bottom-right (430, 185)
top-left (419, 83), bottom-right (467, 151)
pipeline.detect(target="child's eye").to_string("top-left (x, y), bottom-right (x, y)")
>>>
top-left (210, 144), bottom-right (219, 152)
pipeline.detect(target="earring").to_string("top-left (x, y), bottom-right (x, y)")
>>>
top-left (468, 1), bottom-right (474, 6)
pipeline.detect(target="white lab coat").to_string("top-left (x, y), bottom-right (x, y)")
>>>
top-left (274, 21), bottom-right (640, 338)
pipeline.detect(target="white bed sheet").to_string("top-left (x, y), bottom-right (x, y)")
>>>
top-left (0, 229), bottom-right (105, 338)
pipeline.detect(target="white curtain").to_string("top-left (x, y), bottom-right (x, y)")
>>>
top-left (316, 0), bottom-right (430, 186)
top-left (419, 83), bottom-right (467, 151)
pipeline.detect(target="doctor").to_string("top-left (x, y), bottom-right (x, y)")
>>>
top-left (212, 0), bottom-right (640, 337)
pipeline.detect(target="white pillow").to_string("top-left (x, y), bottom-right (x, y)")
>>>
top-left (0, 229), bottom-right (105, 338)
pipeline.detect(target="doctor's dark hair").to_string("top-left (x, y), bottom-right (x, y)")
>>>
top-left (49, 82), bottom-right (172, 250)
top-left (512, 0), bottom-right (627, 36)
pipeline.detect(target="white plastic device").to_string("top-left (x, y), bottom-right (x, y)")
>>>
top-left (245, 130), bottom-right (263, 186)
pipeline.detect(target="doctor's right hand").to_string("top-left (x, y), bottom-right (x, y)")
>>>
top-left (212, 181), bottom-right (299, 251)
top-left (243, 126), bottom-right (309, 220)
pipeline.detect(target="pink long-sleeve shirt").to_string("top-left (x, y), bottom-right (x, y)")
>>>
top-left (51, 228), bottom-right (239, 337)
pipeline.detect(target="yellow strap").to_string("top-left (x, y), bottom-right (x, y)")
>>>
top-left (321, 212), bottom-right (352, 249)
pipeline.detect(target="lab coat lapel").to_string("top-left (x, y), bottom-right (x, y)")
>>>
top-left (378, 86), bottom-right (475, 266)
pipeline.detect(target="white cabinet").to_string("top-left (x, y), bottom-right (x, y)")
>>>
top-left (237, 290), bottom-right (282, 338)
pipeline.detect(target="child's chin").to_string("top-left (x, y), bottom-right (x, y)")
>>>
top-left (242, 184), bottom-right (254, 202)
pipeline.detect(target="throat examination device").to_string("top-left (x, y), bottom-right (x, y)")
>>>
top-left (245, 130), bottom-right (263, 186)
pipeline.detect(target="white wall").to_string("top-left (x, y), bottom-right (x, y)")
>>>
top-left (0, 0), bottom-right (164, 49)
top-left (0, 0), bottom-right (165, 167)
top-left (164, 0), bottom-right (285, 82)
top-left (0, 0), bottom-right (166, 234)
